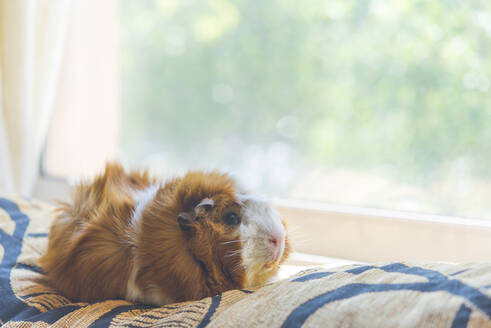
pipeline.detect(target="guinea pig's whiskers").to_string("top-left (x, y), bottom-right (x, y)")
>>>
top-left (230, 263), bottom-right (245, 273)
top-left (287, 226), bottom-right (302, 234)
top-left (289, 237), bottom-right (310, 248)
top-left (286, 227), bottom-right (304, 236)
top-left (224, 250), bottom-right (242, 258)
top-left (287, 229), bottom-right (310, 247)
top-left (220, 239), bottom-right (245, 245)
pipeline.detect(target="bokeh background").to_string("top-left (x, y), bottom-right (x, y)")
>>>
top-left (119, 0), bottom-right (491, 219)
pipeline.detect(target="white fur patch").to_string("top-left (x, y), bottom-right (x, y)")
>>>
top-left (126, 262), bottom-right (143, 302)
top-left (126, 261), bottom-right (172, 305)
top-left (131, 184), bottom-right (160, 226)
top-left (126, 184), bottom-right (165, 304)
top-left (237, 194), bottom-right (286, 285)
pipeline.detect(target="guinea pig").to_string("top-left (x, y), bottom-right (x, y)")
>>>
top-left (39, 163), bottom-right (291, 305)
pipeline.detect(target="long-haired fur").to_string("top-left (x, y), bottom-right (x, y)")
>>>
top-left (39, 163), bottom-right (290, 304)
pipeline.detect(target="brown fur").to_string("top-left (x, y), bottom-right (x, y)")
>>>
top-left (39, 163), bottom-right (290, 304)
top-left (39, 164), bottom-right (153, 301)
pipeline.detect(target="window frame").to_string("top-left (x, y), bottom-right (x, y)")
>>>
top-left (275, 198), bottom-right (491, 263)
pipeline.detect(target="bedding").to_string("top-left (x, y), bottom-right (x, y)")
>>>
top-left (1, 196), bottom-right (491, 327)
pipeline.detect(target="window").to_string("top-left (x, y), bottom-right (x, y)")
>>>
top-left (42, 0), bottom-right (491, 263)
top-left (119, 0), bottom-right (491, 220)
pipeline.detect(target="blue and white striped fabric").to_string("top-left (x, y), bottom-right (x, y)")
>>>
top-left (1, 196), bottom-right (491, 327)
top-left (212, 263), bottom-right (491, 327)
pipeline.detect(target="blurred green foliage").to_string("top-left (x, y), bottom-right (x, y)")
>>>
top-left (120, 0), bottom-right (491, 200)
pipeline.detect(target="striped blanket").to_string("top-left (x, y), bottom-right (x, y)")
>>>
top-left (1, 196), bottom-right (491, 327)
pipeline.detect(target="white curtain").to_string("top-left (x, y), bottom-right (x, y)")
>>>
top-left (0, 0), bottom-right (72, 196)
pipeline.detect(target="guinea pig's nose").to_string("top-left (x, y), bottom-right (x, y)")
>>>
top-left (265, 234), bottom-right (283, 268)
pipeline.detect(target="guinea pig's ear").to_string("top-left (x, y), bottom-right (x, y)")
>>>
top-left (178, 212), bottom-right (196, 236)
top-left (194, 198), bottom-right (214, 213)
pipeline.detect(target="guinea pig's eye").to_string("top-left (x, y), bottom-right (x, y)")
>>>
top-left (222, 212), bottom-right (241, 226)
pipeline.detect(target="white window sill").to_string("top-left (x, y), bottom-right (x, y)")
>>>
top-left (275, 198), bottom-right (491, 263)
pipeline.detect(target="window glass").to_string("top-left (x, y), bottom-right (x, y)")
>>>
top-left (120, 0), bottom-right (491, 219)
